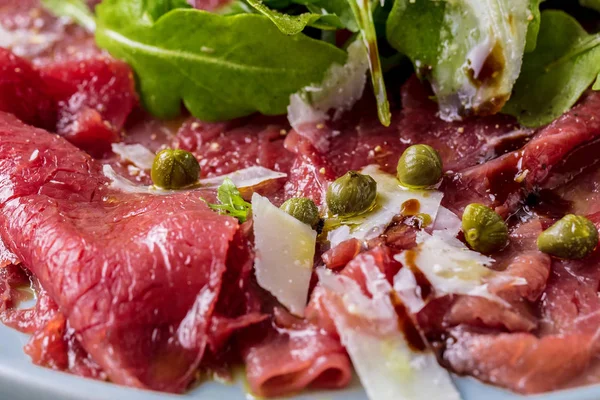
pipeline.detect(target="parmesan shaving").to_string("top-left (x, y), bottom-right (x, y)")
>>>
top-left (317, 262), bottom-right (460, 400)
top-left (395, 231), bottom-right (510, 309)
top-left (252, 193), bottom-right (316, 316)
top-left (288, 39), bottom-right (369, 130)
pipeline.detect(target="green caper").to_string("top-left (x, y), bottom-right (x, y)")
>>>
top-left (151, 149), bottom-right (200, 189)
top-left (397, 144), bottom-right (443, 188)
top-left (326, 171), bottom-right (377, 217)
top-left (280, 197), bottom-right (320, 228)
top-left (537, 215), bottom-right (598, 259)
top-left (461, 203), bottom-right (508, 254)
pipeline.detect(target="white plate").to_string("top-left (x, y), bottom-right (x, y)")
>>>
top-left (3, 322), bottom-right (600, 400)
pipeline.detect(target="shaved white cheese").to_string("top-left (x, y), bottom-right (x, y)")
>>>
top-left (434, 1), bottom-right (531, 120)
top-left (288, 39), bottom-right (369, 128)
top-left (103, 165), bottom-right (286, 194)
top-left (393, 267), bottom-right (425, 314)
top-left (395, 231), bottom-right (499, 306)
top-left (111, 143), bottom-right (156, 170)
top-left (317, 264), bottom-right (460, 400)
top-left (327, 165), bottom-right (443, 247)
top-left (432, 206), bottom-right (462, 238)
top-left (252, 193), bottom-right (316, 317)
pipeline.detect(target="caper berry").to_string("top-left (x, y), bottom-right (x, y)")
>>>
top-left (537, 214), bottom-right (598, 259)
top-left (397, 144), bottom-right (443, 188)
top-left (462, 203), bottom-right (508, 254)
top-left (326, 171), bottom-right (377, 217)
top-left (151, 149), bottom-right (200, 189)
top-left (280, 197), bottom-right (320, 228)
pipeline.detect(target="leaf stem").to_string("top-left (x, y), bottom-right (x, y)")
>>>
top-left (347, 0), bottom-right (391, 126)
top-left (42, 0), bottom-right (96, 32)
top-left (546, 33), bottom-right (600, 71)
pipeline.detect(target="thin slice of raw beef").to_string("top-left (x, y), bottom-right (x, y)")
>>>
top-left (284, 77), bottom-right (532, 206)
top-left (0, 48), bottom-right (56, 129)
top-left (0, 112), bottom-right (239, 392)
top-left (40, 57), bottom-right (137, 156)
top-left (242, 309), bottom-right (352, 398)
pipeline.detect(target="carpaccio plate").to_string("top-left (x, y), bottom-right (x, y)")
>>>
top-left (1, 323), bottom-right (599, 400)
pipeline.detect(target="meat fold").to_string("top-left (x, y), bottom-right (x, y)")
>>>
top-left (450, 90), bottom-right (600, 215)
top-left (242, 317), bottom-right (352, 398)
top-left (443, 327), bottom-right (597, 394)
top-left (0, 113), bottom-right (239, 392)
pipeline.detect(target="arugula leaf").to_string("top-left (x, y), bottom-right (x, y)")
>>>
top-left (246, 0), bottom-right (322, 34)
top-left (41, 0), bottom-right (96, 32)
top-left (503, 11), bottom-right (600, 127)
top-left (387, 0), bottom-right (537, 121)
top-left (95, 0), bottom-right (346, 122)
top-left (304, 0), bottom-right (359, 32)
top-left (348, 0), bottom-right (391, 126)
top-left (208, 178), bottom-right (252, 222)
top-left (524, 0), bottom-right (543, 52)
top-left (234, 0), bottom-right (346, 33)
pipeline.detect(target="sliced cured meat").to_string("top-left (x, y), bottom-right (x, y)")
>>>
top-left (208, 221), bottom-right (267, 353)
top-left (18, 287), bottom-right (106, 380)
top-left (312, 246), bottom-right (460, 400)
top-left (40, 57), bottom-right (137, 156)
top-left (0, 113), bottom-right (238, 392)
top-left (307, 247), bottom-right (402, 339)
top-left (0, 264), bottom-right (103, 378)
top-left (175, 116), bottom-right (294, 177)
top-left (521, 91), bottom-right (600, 191)
top-left (243, 320), bottom-right (352, 398)
top-left (551, 161), bottom-right (600, 216)
top-left (285, 76), bottom-right (530, 204)
top-left (443, 151), bottom-right (524, 215)
top-left (236, 226), bottom-right (352, 399)
top-left (449, 91), bottom-right (600, 215)
top-left (0, 0), bottom-right (99, 65)
top-left (418, 219), bottom-right (550, 333)
top-left (0, 46), bottom-right (136, 157)
top-left (124, 109), bottom-right (183, 153)
top-left (25, 309), bottom-right (106, 379)
top-left (284, 139), bottom-right (337, 206)
top-left (443, 327), bottom-right (598, 394)
top-left (0, 48), bottom-right (56, 129)
top-left (0, 264), bottom-right (29, 316)
top-left (322, 238), bottom-right (362, 270)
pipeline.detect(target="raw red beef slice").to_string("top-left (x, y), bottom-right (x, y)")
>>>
top-left (40, 57), bottom-right (138, 156)
top-left (284, 76), bottom-right (530, 206)
top-left (175, 115), bottom-right (294, 177)
top-left (449, 91), bottom-right (600, 215)
top-left (0, 48), bottom-right (56, 129)
top-left (0, 112), bottom-right (238, 393)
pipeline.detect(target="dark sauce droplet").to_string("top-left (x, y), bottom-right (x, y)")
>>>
top-left (401, 199), bottom-right (421, 216)
top-left (403, 249), bottom-right (433, 300)
top-left (389, 292), bottom-right (427, 352)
